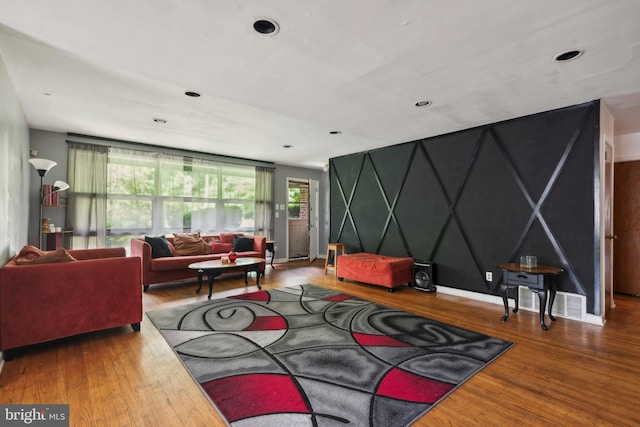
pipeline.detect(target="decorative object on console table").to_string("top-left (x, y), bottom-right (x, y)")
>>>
top-left (29, 158), bottom-right (69, 249)
top-left (497, 262), bottom-right (563, 331)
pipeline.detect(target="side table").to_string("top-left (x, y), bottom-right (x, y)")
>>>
top-left (266, 240), bottom-right (275, 268)
top-left (497, 262), bottom-right (563, 331)
top-left (324, 243), bottom-right (345, 275)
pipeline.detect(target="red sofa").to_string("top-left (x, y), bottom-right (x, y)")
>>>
top-left (337, 252), bottom-right (414, 292)
top-left (131, 234), bottom-right (266, 291)
top-left (0, 247), bottom-right (142, 361)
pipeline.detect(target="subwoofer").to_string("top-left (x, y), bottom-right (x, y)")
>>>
top-left (413, 261), bottom-right (436, 292)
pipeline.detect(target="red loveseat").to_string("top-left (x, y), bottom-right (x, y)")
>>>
top-left (131, 234), bottom-right (266, 291)
top-left (0, 247), bottom-right (142, 361)
top-left (337, 252), bottom-right (414, 292)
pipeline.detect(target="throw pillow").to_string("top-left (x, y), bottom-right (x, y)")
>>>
top-left (145, 235), bottom-right (173, 258)
top-left (174, 232), bottom-right (201, 239)
top-left (33, 248), bottom-right (77, 264)
top-left (211, 242), bottom-right (233, 254)
top-left (166, 240), bottom-right (177, 256)
top-left (218, 233), bottom-right (236, 244)
top-left (173, 234), bottom-right (205, 256)
top-left (233, 236), bottom-right (255, 252)
top-left (13, 245), bottom-right (45, 265)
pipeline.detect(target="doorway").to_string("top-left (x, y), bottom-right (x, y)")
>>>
top-left (286, 178), bottom-right (319, 261)
top-left (613, 160), bottom-right (640, 297)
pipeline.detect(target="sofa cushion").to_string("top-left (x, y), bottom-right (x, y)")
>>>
top-left (211, 242), bottom-right (233, 253)
top-left (173, 234), bottom-right (205, 256)
top-left (233, 236), bottom-right (255, 252)
top-left (145, 235), bottom-right (173, 258)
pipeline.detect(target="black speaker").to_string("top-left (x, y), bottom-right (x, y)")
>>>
top-left (413, 261), bottom-right (436, 292)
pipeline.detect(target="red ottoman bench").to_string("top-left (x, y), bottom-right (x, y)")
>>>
top-left (337, 252), bottom-right (414, 292)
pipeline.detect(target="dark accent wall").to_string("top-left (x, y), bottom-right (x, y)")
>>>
top-left (330, 101), bottom-right (599, 313)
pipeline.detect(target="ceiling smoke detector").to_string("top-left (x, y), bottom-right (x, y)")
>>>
top-left (253, 18), bottom-right (279, 35)
top-left (415, 100), bottom-right (432, 107)
top-left (184, 91), bottom-right (201, 97)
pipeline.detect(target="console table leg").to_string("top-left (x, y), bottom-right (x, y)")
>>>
top-left (535, 289), bottom-right (549, 331)
top-left (500, 284), bottom-right (510, 322)
top-left (548, 286), bottom-right (557, 322)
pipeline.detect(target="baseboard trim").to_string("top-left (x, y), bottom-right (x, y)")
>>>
top-left (434, 285), bottom-right (605, 326)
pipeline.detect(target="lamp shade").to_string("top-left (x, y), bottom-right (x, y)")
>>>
top-left (52, 180), bottom-right (70, 192)
top-left (29, 158), bottom-right (57, 176)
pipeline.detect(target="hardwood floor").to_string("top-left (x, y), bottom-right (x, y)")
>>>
top-left (1, 260), bottom-right (639, 426)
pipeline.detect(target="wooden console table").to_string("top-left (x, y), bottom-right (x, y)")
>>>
top-left (497, 262), bottom-right (563, 331)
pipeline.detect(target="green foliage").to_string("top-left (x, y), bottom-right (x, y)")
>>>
top-left (107, 154), bottom-right (256, 236)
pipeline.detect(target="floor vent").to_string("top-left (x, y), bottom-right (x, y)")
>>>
top-left (517, 286), bottom-right (586, 321)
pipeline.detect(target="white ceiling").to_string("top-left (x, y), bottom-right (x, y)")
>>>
top-left (1, 1), bottom-right (640, 169)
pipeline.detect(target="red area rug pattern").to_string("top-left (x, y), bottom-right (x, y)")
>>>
top-left (147, 284), bottom-right (513, 426)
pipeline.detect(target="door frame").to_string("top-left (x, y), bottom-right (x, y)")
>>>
top-left (599, 102), bottom-right (616, 320)
top-left (602, 139), bottom-right (615, 312)
top-left (285, 177), bottom-right (319, 261)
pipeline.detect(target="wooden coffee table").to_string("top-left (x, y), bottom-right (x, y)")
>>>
top-left (189, 257), bottom-right (265, 299)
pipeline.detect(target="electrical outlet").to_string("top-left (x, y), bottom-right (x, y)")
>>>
top-left (485, 271), bottom-right (493, 282)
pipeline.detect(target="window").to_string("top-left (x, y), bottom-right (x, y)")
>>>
top-left (288, 184), bottom-right (308, 220)
top-left (288, 187), bottom-right (301, 219)
top-left (106, 148), bottom-right (255, 247)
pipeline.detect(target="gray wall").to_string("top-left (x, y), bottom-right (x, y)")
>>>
top-left (0, 54), bottom-right (30, 264)
top-left (27, 131), bottom-right (330, 258)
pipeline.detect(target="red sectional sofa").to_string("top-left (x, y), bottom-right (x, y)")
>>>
top-left (131, 234), bottom-right (266, 291)
top-left (0, 247), bottom-right (142, 360)
top-left (337, 252), bottom-right (414, 292)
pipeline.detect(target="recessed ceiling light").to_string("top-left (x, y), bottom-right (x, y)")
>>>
top-left (153, 118), bottom-right (167, 124)
top-left (253, 18), bottom-right (280, 35)
top-left (415, 100), bottom-right (432, 107)
top-left (554, 50), bottom-right (583, 62)
top-left (184, 91), bottom-right (201, 97)
top-left (329, 131), bottom-right (342, 135)
top-left (283, 144), bottom-right (293, 148)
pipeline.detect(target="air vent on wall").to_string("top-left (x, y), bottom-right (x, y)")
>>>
top-left (517, 286), bottom-right (586, 321)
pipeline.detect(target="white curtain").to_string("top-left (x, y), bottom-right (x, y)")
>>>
top-left (66, 142), bottom-right (108, 249)
top-left (254, 166), bottom-right (274, 239)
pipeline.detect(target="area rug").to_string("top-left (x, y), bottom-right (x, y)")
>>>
top-left (147, 284), bottom-right (513, 426)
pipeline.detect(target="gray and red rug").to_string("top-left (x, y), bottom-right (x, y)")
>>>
top-left (147, 284), bottom-right (512, 426)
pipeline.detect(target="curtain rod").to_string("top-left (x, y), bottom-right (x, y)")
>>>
top-left (66, 133), bottom-right (275, 169)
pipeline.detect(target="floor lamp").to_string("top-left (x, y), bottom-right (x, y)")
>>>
top-left (29, 158), bottom-right (70, 249)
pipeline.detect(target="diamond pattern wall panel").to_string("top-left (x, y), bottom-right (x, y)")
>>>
top-left (330, 101), bottom-right (599, 313)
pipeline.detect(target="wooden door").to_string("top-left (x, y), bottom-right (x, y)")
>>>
top-left (613, 160), bottom-right (640, 296)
